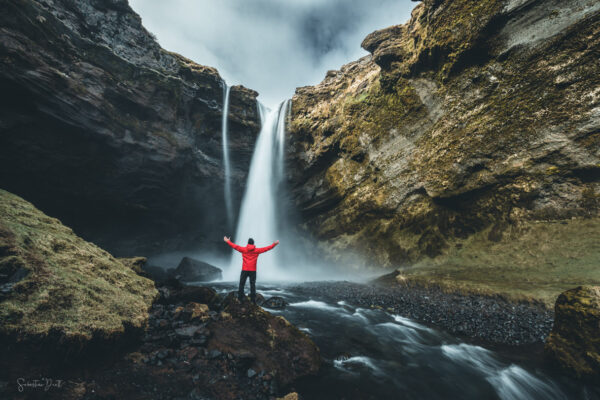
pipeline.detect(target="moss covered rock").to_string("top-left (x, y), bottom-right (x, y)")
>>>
top-left (288, 0), bottom-right (600, 294)
top-left (0, 189), bottom-right (158, 349)
top-left (545, 286), bottom-right (600, 380)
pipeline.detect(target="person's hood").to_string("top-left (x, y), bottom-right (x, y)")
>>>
top-left (246, 244), bottom-right (256, 251)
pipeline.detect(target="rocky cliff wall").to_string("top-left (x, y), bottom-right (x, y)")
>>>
top-left (0, 0), bottom-right (260, 255)
top-left (289, 0), bottom-right (600, 270)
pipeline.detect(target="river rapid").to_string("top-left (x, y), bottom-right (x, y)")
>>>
top-left (208, 281), bottom-right (599, 400)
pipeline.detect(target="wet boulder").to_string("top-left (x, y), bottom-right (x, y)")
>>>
top-left (174, 257), bottom-right (222, 282)
top-left (262, 296), bottom-right (288, 310)
top-left (545, 286), bottom-right (600, 380)
top-left (157, 280), bottom-right (220, 309)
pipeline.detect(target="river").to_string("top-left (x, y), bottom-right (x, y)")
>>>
top-left (208, 281), bottom-right (599, 400)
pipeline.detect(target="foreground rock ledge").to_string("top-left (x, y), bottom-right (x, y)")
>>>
top-left (0, 189), bottom-right (158, 352)
top-left (545, 286), bottom-right (600, 380)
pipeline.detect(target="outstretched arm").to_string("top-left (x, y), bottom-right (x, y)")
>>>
top-left (256, 240), bottom-right (279, 254)
top-left (224, 236), bottom-right (244, 253)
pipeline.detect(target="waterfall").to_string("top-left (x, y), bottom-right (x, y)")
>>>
top-left (225, 99), bottom-right (291, 280)
top-left (221, 83), bottom-right (233, 229)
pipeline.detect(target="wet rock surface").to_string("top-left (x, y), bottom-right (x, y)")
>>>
top-left (290, 281), bottom-right (554, 346)
top-left (0, 282), bottom-right (320, 399)
top-left (174, 257), bottom-right (223, 282)
top-left (0, 0), bottom-right (260, 256)
top-left (261, 296), bottom-right (289, 310)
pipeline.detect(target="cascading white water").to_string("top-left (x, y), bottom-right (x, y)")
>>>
top-left (225, 99), bottom-right (291, 280)
top-left (221, 84), bottom-right (233, 229)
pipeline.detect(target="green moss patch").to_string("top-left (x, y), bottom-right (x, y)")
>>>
top-left (0, 189), bottom-right (157, 342)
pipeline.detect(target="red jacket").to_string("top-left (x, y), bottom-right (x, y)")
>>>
top-left (226, 239), bottom-right (278, 271)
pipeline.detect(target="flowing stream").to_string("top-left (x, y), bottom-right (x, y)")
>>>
top-left (208, 282), bottom-right (598, 400)
top-left (226, 100), bottom-right (291, 280)
top-left (221, 83), bottom-right (233, 230)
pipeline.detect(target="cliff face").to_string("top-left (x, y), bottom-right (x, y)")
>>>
top-left (0, 0), bottom-right (260, 255)
top-left (289, 0), bottom-right (600, 271)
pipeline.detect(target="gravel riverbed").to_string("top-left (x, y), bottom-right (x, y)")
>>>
top-left (289, 281), bottom-right (554, 346)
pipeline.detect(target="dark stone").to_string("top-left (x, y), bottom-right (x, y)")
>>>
top-left (174, 257), bottom-right (222, 282)
top-left (262, 296), bottom-right (288, 310)
top-left (157, 282), bottom-right (220, 308)
top-left (175, 326), bottom-right (200, 338)
top-left (208, 349), bottom-right (222, 359)
top-left (143, 265), bottom-right (171, 282)
top-left (0, 266), bottom-right (29, 299)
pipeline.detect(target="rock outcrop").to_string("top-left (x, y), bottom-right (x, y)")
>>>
top-left (0, 279), bottom-right (320, 399)
top-left (209, 293), bottom-right (321, 388)
top-left (0, 189), bottom-right (158, 353)
top-left (173, 256), bottom-right (222, 282)
top-left (288, 0), bottom-right (600, 275)
top-left (0, 0), bottom-right (260, 256)
top-left (545, 286), bottom-right (600, 380)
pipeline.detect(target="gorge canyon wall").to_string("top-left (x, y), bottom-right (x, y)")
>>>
top-left (0, 0), bottom-right (261, 256)
top-left (288, 0), bottom-right (600, 271)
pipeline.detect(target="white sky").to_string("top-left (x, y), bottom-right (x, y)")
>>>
top-left (129, 0), bottom-right (415, 107)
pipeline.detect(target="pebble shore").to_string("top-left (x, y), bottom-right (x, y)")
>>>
top-left (290, 281), bottom-right (554, 346)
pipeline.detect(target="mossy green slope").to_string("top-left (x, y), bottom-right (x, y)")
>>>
top-left (0, 189), bottom-right (157, 343)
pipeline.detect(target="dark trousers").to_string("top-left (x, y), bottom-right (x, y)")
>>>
top-left (238, 270), bottom-right (256, 302)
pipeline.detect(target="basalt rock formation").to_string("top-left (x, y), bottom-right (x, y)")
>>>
top-left (0, 0), bottom-right (260, 256)
top-left (288, 0), bottom-right (600, 283)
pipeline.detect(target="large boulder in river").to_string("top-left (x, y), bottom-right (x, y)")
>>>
top-left (0, 0), bottom-right (260, 256)
top-left (174, 257), bottom-right (222, 282)
top-left (545, 286), bottom-right (600, 380)
top-left (0, 189), bottom-right (158, 355)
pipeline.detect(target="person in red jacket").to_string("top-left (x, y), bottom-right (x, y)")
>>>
top-left (224, 236), bottom-right (279, 303)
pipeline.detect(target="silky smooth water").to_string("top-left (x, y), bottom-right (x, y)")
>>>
top-left (226, 101), bottom-right (291, 280)
top-left (221, 83), bottom-right (233, 230)
top-left (209, 282), bottom-right (600, 400)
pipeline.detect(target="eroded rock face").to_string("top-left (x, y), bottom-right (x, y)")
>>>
top-left (545, 286), bottom-right (600, 380)
top-left (0, 0), bottom-right (260, 255)
top-left (0, 189), bottom-right (158, 353)
top-left (289, 0), bottom-right (600, 268)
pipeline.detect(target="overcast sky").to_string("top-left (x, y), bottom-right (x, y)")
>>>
top-left (129, 0), bottom-right (415, 106)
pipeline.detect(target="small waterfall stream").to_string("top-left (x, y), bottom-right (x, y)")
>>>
top-left (225, 100), bottom-right (291, 280)
top-left (221, 83), bottom-right (233, 230)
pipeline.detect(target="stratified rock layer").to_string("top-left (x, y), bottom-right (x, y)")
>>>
top-left (545, 286), bottom-right (600, 380)
top-left (0, 189), bottom-right (158, 350)
top-left (289, 0), bottom-right (600, 274)
top-left (0, 0), bottom-right (260, 255)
